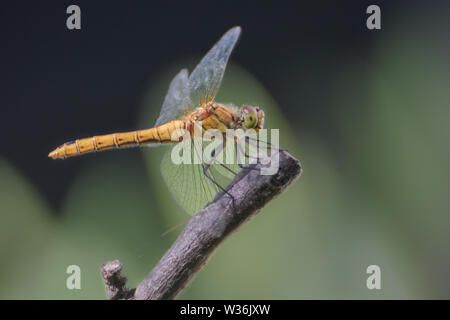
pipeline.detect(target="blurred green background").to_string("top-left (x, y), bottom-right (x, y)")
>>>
top-left (1, 2), bottom-right (450, 299)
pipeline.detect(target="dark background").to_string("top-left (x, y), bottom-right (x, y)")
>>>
top-left (1, 0), bottom-right (407, 211)
top-left (3, 0), bottom-right (450, 299)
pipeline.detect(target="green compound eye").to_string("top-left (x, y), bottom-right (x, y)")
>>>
top-left (243, 112), bottom-right (257, 129)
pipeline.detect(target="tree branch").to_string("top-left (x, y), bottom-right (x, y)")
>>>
top-left (100, 259), bottom-right (135, 300)
top-left (100, 150), bottom-right (302, 300)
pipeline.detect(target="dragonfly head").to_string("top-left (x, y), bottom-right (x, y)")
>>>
top-left (240, 105), bottom-right (265, 131)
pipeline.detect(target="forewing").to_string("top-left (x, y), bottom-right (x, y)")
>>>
top-left (185, 26), bottom-right (241, 107)
top-left (154, 69), bottom-right (190, 127)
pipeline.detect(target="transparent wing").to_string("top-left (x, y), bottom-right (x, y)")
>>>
top-left (185, 26), bottom-right (241, 108)
top-left (155, 27), bottom-right (241, 127)
top-left (160, 138), bottom-right (242, 215)
top-left (154, 69), bottom-right (190, 127)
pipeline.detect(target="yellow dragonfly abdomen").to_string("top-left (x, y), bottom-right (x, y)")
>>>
top-left (48, 120), bottom-right (185, 159)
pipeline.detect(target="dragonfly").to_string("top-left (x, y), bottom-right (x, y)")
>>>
top-left (49, 26), bottom-right (270, 215)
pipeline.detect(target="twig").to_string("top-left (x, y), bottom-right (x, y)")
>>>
top-left (100, 150), bottom-right (302, 300)
top-left (100, 260), bottom-right (135, 300)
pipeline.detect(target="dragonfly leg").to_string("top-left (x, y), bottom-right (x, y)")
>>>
top-left (210, 142), bottom-right (239, 175)
top-left (202, 143), bottom-right (236, 209)
top-left (246, 136), bottom-right (287, 152)
top-left (219, 163), bottom-right (238, 176)
top-left (238, 163), bottom-right (259, 170)
top-left (202, 163), bottom-right (236, 210)
top-left (235, 140), bottom-right (260, 171)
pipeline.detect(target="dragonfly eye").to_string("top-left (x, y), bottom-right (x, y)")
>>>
top-left (244, 113), bottom-right (257, 129)
top-left (241, 105), bottom-right (258, 129)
